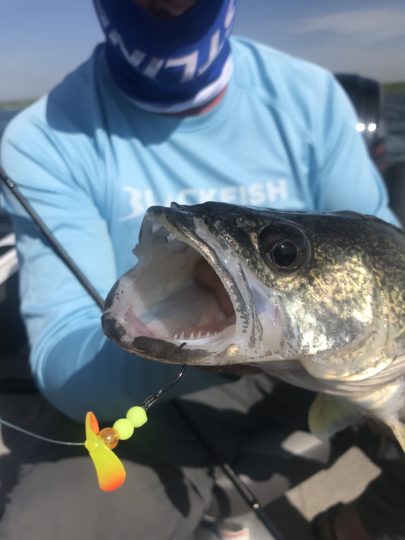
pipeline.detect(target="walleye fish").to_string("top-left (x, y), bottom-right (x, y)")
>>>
top-left (102, 202), bottom-right (405, 450)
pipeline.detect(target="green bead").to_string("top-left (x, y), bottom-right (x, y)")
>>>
top-left (126, 406), bottom-right (148, 428)
top-left (113, 418), bottom-right (134, 440)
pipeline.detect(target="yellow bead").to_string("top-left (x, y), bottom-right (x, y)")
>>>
top-left (126, 406), bottom-right (148, 428)
top-left (113, 418), bottom-right (135, 440)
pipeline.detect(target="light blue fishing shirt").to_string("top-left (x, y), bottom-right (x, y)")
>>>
top-left (0, 38), bottom-right (397, 421)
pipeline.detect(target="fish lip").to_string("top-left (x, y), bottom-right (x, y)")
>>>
top-left (129, 336), bottom-right (215, 364)
top-left (101, 315), bottom-right (213, 363)
top-left (103, 203), bottom-right (256, 364)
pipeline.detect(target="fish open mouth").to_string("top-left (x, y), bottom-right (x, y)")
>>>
top-left (102, 204), bottom-right (248, 364)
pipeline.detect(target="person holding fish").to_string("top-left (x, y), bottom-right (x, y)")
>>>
top-left (0, 0), bottom-right (403, 539)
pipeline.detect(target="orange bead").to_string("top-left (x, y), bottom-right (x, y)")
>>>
top-left (99, 427), bottom-right (120, 449)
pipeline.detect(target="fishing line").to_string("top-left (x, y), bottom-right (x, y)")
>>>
top-left (0, 416), bottom-right (85, 446)
top-left (0, 363), bottom-right (187, 446)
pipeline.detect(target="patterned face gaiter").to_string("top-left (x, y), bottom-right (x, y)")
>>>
top-left (94, 0), bottom-right (237, 113)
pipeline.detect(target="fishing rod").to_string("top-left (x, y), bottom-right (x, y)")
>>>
top-left (0, 165), bottom-right (284, 540)
top-left (0, 167), bottom-right (103, 310)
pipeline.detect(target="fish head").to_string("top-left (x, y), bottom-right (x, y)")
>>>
top-left (102, 202), bottom-right (399, 377)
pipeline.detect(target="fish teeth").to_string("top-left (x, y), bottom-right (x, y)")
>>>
top-left (166, 233), bottom-right (177, 242)
top-left (172, 329), bottom-right (220, 341)
top-left (171, 240), bottom-right (187, 253)
top-left (151, 222), bottom-right (162, 234)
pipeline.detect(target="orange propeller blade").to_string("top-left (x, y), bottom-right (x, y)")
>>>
top-left (84, 412), bottom-right (126, 492)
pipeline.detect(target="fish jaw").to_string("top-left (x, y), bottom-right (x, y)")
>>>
top-left (102, 203), bottom-right (286, 365)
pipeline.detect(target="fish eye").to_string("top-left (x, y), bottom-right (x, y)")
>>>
top-left (259, 224), bottom-right (310, 274)
top-left (271, 240), bottom-right (299, 268)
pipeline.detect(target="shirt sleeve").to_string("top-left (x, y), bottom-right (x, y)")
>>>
top-left (313, 73), bottom-right (399, 226)
top-left (0, 104), bottom-right (223, 422)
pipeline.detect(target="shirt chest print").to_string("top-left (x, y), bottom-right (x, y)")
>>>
top-left (120, 179), bottom-right (290, 221)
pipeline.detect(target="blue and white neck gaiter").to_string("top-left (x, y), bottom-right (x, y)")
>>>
top-left (94, 0), bottom-right (237, 113)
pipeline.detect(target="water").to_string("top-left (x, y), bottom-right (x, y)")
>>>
top-left (0, 96), bottom-right (404, 164)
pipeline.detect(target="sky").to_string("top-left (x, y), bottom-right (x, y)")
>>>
top-left (0, 0), bottom-right (404, 101)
